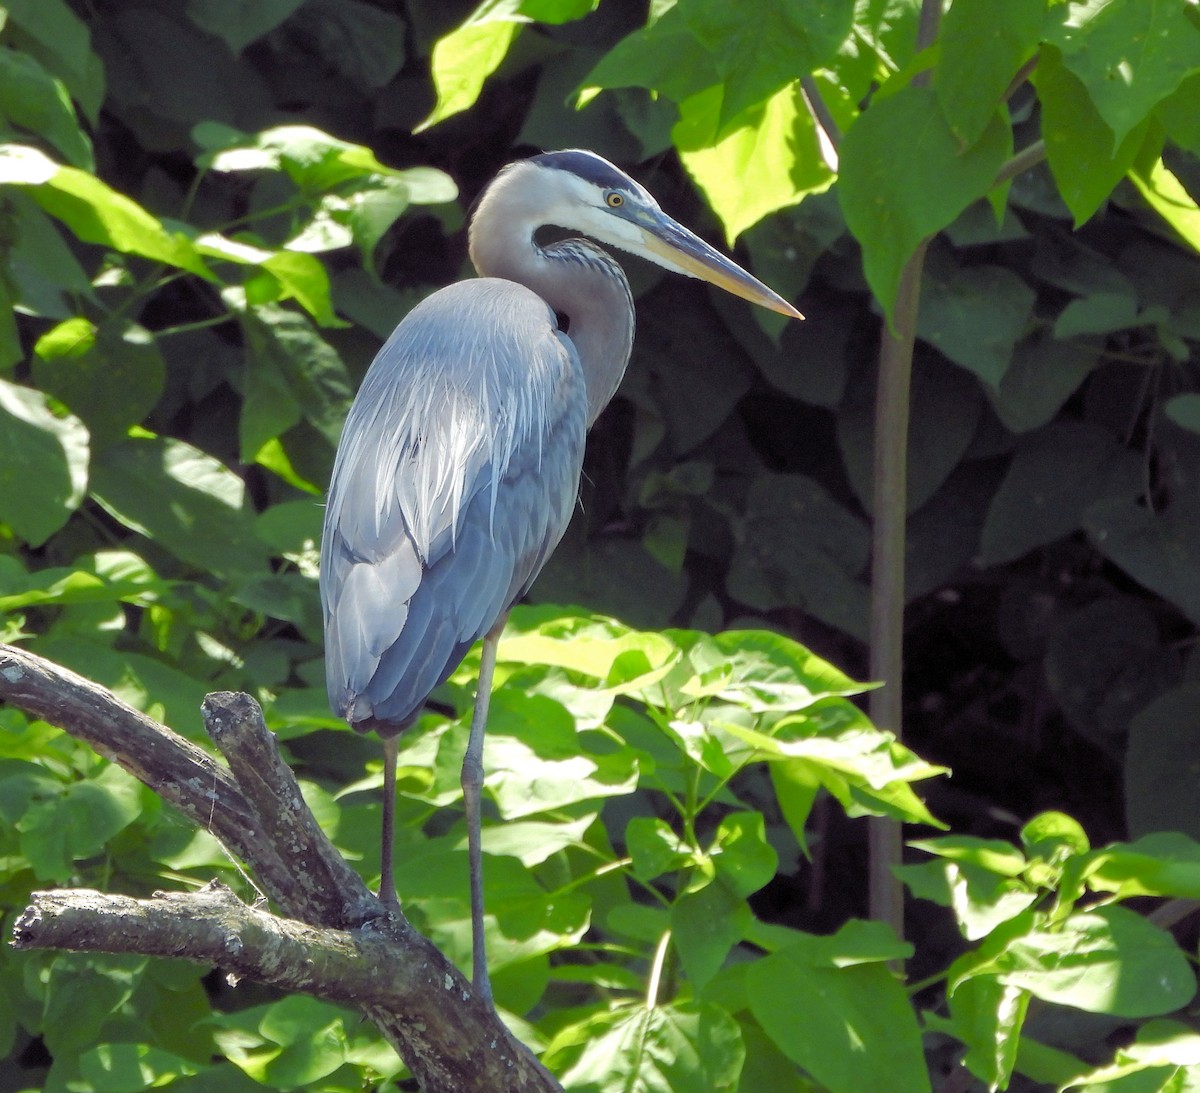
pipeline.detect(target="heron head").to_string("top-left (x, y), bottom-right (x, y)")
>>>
top-left (498, 149), bottom-right (803, 320)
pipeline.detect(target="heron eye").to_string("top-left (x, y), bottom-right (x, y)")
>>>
top-left (605, 191), bottom-right (624, 208)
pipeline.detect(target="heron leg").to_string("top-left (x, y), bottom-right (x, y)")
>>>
top-left (462, 616), bottom-right (504, 1007)
top-left (379, 734), bottom-right (400, 908)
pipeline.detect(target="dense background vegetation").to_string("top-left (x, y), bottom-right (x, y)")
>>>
top-left (3, 0), bottom-right (1200, 1090)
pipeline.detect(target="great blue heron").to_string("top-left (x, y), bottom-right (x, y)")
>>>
top-left (319, 149), bottom-right (801, 1005)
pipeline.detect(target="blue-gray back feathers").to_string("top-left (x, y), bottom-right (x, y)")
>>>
top-left (320, 278), bottom-right (588, 731)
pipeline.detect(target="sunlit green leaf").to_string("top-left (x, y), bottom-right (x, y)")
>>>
top-left (544, 1001), bottom-right (744, 1093)
top-left (838, 85), bottom-right (1011, 325)
top-left (0, 376), bottom-right (88, 546)
top-left (0, 144), bottom-right (213, 277)
top-left (748, 923), bottom-right (928, 1093)
top-left (0, 47), bottom-right (93, 169)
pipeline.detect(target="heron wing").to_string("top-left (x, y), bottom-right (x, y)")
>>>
top-left (320, 278), bottom-right (588, 729)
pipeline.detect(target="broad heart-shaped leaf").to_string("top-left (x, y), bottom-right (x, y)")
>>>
top-left (1035, 45), bottom-right (1156, 227)
top-left (671, 880), bottom-right (751, 993)
top-left (33, 319), bottom-right (166, 451)
top-left (727, 472), bottom-right (870, 641)
top-left (915, 249), bottom-right (1036, 388)
top-left (498, 605), bottom-right (679, 692)
top-left (747, 924), bottom-right (929, 1093)
top-left (239, 307), bottom-right (354, 449)
top-left (0, 45), bottom-right (93, 169)
top-left (648, 626), bottom-right (863, 716)
top-left (1045, 0), bottom-right (1200, 149)
top-left (480, 689), bottom-right (639, 819)
top-left (626, 816), bottom-right (690, 882)
top-left (990, 330), bottom-right (1101, 434)
top-left (1125, 684), bottom-right (1200, 840)
top-left (0, 377), bottom-right (88, 547)
top-left (675, 83), bottom-right (834, 245)
top-left (2, 0), bottom-right (104, 122)
top-left (979, 420), bottom-right (1143, 566)
top-left (838, 86), bottom-right (1011, 326)
top-left (1085, 492), bottom-right (1200, 628)
top-left (949, 906), bottom-right (1197, 1018)
top-left (711, 811), bottom-right (777, 898)
top-left (0, 145), bottom-right (212, 278)
top-left (7, 190), bottom-right (96, 319)
top-left (543, 1001), bottom-right (744, 1093)
top-left (1084, 830), bottom-right (1200, 902)
top-left (17, 762), bottom-right (142, 883)
top-left (935, 0), bottom-right (1044, 148)
top-left (89, 434), bottom-right (272, 581)
top-left (895, 857), bottom-right (1038, 941)
top-left (185, 0), bottom-right (307, 53)
top-left (675, 0), bottom-right (855, 129)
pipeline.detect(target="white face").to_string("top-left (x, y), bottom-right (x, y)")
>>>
top-left (540, 165), bottom-right (673, 262)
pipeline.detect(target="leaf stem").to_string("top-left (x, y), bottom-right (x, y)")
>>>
top-left (645, 928), bottom-right (672, 1010)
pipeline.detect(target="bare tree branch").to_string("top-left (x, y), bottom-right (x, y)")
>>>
top-left (1, 643), bottom-right (563, 1093)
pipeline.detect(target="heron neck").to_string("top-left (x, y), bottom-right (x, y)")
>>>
top-left (469, 206), bottom-right (634, 427)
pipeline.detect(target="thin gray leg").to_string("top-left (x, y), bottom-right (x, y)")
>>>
top-left (379, 734), bottom-right (400, 907)
top-left (462, 618), bottom-right (504, 1006)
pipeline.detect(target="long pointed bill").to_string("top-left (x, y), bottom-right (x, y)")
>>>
top-left (639, 214), bottom-right (804, 320)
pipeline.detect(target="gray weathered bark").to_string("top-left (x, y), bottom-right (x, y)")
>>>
top-left (1, 643), bottom-right (562, 1093)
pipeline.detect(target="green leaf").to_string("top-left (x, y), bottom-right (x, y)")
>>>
top-left (2, 0), bottom-right (104, 122)
top-left (838, 85), bottom-right (1011, 325)
top-left (915, 251), bottom-right (1035, 387)
top-left (839, 356), bottom-right (983, 515)
top-left (33, 319), bottom-right (166, 450)
top-left (1046, 0), bottom-right (1200, 148)
top-left (979, 421), bottom-right (1143, 566)
top-left (1126, 684), bottom-right (1200, 840)
top-left (89, 434), bottom-right (271, 580)
top-left (950, 906), bottom-right (1196, 1018)
top-left (747, 924), bottom-right (929, 1093)
top-left (990, 331), bottom-right (1101, 433)
top-left (675, 0), bottom-right (856, 128)
top-left (275, 0), bottom-right (406, 91)
top-left (1036, 45), bottom-right (1155, 226)
top-left (483, 690), bottom-right (640, 819)
top-left (544, 1001), bottom-right (745, 1093)
top-left (1130, 158), bottom-right (1200, 256)
top-left (727, 472), bottom-right (870, 640)
top-left (896, 857), bottom-right (1037, 941)
top-left (1062, 1019), bottom-right (1200, 1090)
top-left (672, 881), bottom-right (751, 992)
top-left (1085, 492), bottom-right (1200, 628)
top-left (196, 233), bottom-right (342, 327)
top-left (255, 997), bottom-right (349, 1088)
top-left (184, 0), bottom-right (307, 53)
top-left (78, 1043), bottom-right (200, 1091)
top-left (1165, 393), bottom-right (1200, 434)
top-left (40, 954), bottom-right (146, 1055)
top-left (6, 190), bottom-right (96, 318)
top-left (627, 816), bottom-right (690, 882)
top-left (0, 145), bottom-right (213, 278)
top-left (0, 550), bottom-right (168, 612)
top-left (34, 636), bottom-right (212, 737)
top-left (711, 812), bottom-right (778, 899)
top-left (1085, 831), bottom-right (1200, 902)
top-left (945, 976), bottom-right (1030, 1092)
top-left (204, 124), bottom-right (456, 200)
top-left (240, 307), bottom-right (354, 448)
top-left (18, 763), bottom-right (143, 882)
top-left (0, 47), bottom-right (93, 169)
top-left (417, 11), bottom-right (523, 132)
top-left (936, 0), bottom-right (1044, 147)
top-left (674, 83), bottom-right (834, 244)
top-left (0, 376), bottom-right (88, 546)
top-left (499, 607), bottom-right (679, 692)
